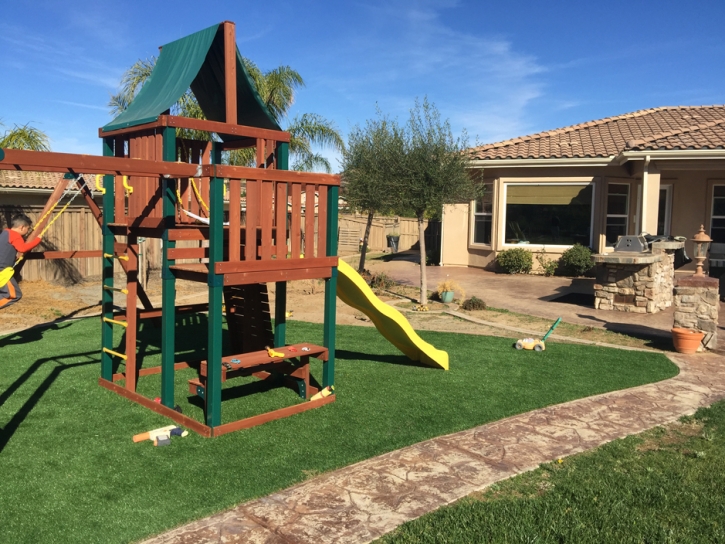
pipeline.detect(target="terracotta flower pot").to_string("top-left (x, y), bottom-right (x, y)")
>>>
top-left (671, 328), bottom-right (705, 354)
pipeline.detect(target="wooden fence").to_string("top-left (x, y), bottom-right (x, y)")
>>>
top-left (2, 206), bottom-right (428, 283)
top-left (337, 214), bottom-right (425, 254)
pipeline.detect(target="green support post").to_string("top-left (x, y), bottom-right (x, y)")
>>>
top-left (206, 143), bottom-right (224, 427)
top-left (101, 137), bottom-right (116, 381)
top-left (160, 126), bottom-right (177, 407)
top-left (323, 185), bottom-right (339, 388)
top-left (274, 142), bottom-right (289, 348)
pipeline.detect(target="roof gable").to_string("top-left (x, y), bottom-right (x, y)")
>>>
top-left (469, 105), bottom-right (725, 160)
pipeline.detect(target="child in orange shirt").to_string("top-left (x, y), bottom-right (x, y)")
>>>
top-left (0, 214), bottom-right (43, 309)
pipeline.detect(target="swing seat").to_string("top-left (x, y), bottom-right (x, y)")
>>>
top-left (0, 266), bottom-right (14, 289)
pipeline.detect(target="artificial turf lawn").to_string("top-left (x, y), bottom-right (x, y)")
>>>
top-left (0, 317), bottom-right (677, 543)
top-left (379, 400), bottom-right (725, 544)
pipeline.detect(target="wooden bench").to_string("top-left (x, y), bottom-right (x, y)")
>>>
top-left (188, 343), bottom-right (328, 401)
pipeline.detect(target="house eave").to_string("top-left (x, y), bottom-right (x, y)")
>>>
top-left (467, 156), bottom-right (616, 168)
top-left (617, 149), bottom-right (725, 164)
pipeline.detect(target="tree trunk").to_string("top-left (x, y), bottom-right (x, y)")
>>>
top-left (418, 213), bottom-right (427, 305)
top-left (358, 210), bottom-right (375, 273)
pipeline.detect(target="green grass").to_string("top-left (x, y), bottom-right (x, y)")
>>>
top-left (379, 401), bottom-right (725, 543)
top-left (0, 317), bottom-right (677, 543)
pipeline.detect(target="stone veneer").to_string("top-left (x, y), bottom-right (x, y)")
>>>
top-left (673, 275), bottom-right (719, 350)
top-left (593, 242), bottom-right (681, 314)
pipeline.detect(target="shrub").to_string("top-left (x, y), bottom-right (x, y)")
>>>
top-left (560, 244), bottom-right (594, 276)
top-left (536, 249), bottom-right (559, 277)
top-left (369, 271), bottom-right (396, 290)
top-left (496, 247), bottom-right (533, 274)
top-left (461, 296), bottom-right (486, 311)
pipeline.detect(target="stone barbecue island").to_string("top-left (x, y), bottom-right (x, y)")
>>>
top-left (592, 241), bottom-right (685, 314)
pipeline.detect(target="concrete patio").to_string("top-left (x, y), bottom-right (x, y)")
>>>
top-left (365, 251), bottom-right (725, 346)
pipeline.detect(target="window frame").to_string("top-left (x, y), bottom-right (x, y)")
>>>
top-left (710, 184), bottom-right (725, 244)
top-left (605, 182), bottom-right (630, 247)
top-left (657, 184), bottom-right (673, 237)
top-left (500, 181), bottom-right (596, 249)
top-left (469, 182), bottom-right (494, 248)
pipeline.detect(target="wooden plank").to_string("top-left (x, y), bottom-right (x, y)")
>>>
top-left (291, 184), bottom-right (301, 258)
top-left (211, 395), bottom-right (335, 437)
top-left (114, 303), bottom-right (208, 321)
top-left (275, 182), bottom-right (287, 258)
top-left (0, 149), bottom-right (337, 187)
top-left (153, 131), bottom-right (164, 218)
top-left (215, 256), bottom-right (337, 274)
top-left (168, 227), bottom-right (210, 241)
top-left (98, 378), bottom-right (212, 437)
top-left (305, 185), bottom-right (316, 258)
top-left (229, 178), bottom-right (241, 261)
top-left (245, 180), bottom-right (259, 260)
top-left (256, 138), bottom-right (265, 168)
top-left (167, 247), bottom-right (208, 260)
top-left (24, 250), bottom-right (102, 260)
top-left (266, 139), bottom-right (276, 168)
top-left (125, 239), bottom-right (139, 392)
top-left (202, 164), bottom-right (339, 186)
top-left (0, 147), bottom-right (200, 178)
top-left (318, 185), bottom-right (328, 257)
top-left (223, 21), bottom-right (237, 124)
top-left (99, 115), bottom-right (291, 143)
top-left (224, 266), bottom-right (332, 286)
top-left (260, 181), bottom-right (273, 260)
top-left (112, 362), bottom-right (191, 382)
top-left (26, 175), bottom-right (72, 245)
top-left (114, 137), bottom-right (126, 222)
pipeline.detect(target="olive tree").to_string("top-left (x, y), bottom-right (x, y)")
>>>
top-left (341, 113), bottom-right (405, 272)
top-left (398, 98), bottom-right (481, 306)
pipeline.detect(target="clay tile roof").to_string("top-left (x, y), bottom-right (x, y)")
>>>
top-left (469, 105), bottom-right (725, 160)
top-left (0, 170), bottom-right (65, 190)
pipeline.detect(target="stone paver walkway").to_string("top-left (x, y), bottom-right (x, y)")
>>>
top-left (143, 352), bottom-right (725, 544)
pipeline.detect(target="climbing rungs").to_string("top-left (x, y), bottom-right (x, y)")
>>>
top-left (103, 253), bottom-right (129, 261)
top-left (103, 317), bottom-right (128, 328)
top-left (103, 285), bottom-right (128, 295)
top-left (103, 347), bottom-right (127, 360)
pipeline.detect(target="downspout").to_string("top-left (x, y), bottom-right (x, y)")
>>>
top-left (641, 155), bottom-right (650, 234)
top-left (439, 205), bottom-right (445, 266)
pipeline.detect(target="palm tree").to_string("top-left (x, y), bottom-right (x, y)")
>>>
top-left (0, 121), bottom-right (50, 151)
top-left (109, 57), bottom-right (343, 172)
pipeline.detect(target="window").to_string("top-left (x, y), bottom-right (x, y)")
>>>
top-left (503, 183), bottom-right (593, 246)
top-left (711, 186), bottom-right (725, 243)
top-left (657, 185), bottom-right (672, 236)
top-left (472, 184), bottom-right (492, 244)
top-left (606, 184), bottom-right (629, 246)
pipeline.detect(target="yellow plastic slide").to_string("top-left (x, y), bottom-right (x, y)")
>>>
top-left (336, 259), bottom-right (449, 370)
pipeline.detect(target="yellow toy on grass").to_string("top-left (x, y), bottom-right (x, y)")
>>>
top-left (515, 317), bottom-right (562, 352)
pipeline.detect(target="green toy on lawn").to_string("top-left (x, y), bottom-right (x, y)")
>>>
top-left (515, 317), bottom-right (562, 351)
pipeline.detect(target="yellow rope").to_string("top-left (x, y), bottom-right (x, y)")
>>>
top-left (190, 178), bottom-right (210, 212)
top-left (37, 198), bottom-right (72, 238)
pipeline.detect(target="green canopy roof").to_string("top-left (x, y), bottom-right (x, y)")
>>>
top-left (102, 23), bottom-right (281, 135)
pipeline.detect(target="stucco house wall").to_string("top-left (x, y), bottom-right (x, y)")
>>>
top-left (441, 106), bottom-right (725, 273)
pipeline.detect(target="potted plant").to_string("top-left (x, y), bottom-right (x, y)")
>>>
top-left (386, 231), bottom-right (401, 253)
top-left (437, 277), bottom-right (465, 303)
top-left (671, 327), bottom-right (704, 354)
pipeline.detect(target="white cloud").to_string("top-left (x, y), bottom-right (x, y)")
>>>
top-left (312, 0), bottom-right (546, 145)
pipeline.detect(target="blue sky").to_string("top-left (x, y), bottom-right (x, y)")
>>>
top-left (2, 0), bottom-right (724, 169)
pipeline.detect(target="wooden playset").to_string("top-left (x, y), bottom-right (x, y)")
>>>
top-left (0, 22), bottom-right (340, 437)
